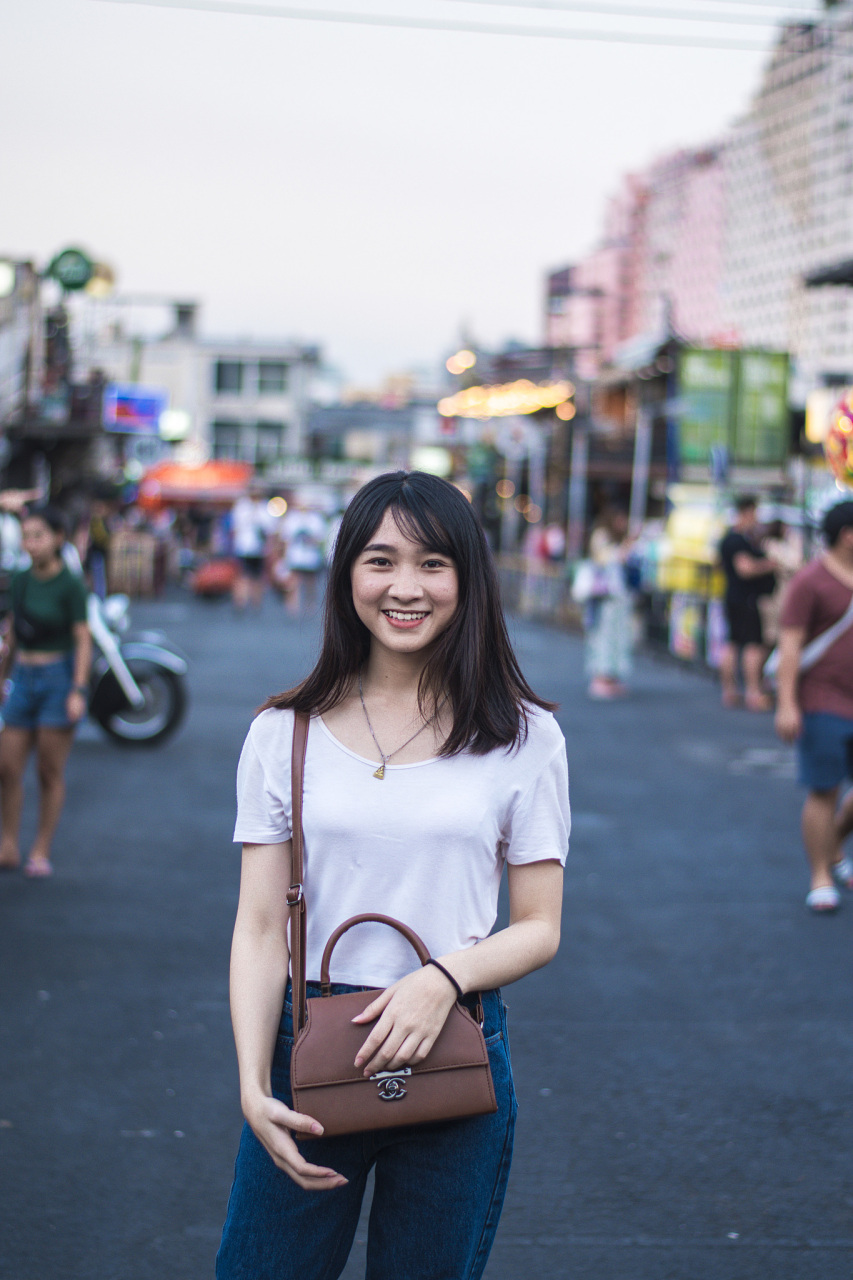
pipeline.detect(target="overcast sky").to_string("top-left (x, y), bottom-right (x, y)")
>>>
top-left (1, 0), bottom-right (825, 382)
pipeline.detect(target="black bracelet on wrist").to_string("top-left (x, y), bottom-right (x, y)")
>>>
top-left (425, 958), bottom-right (464, 1001)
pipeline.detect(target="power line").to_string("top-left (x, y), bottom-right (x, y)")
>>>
top-left (93, 0), bottom-right (783, 49)
top-left (442, 0), bottom-right (821, 29)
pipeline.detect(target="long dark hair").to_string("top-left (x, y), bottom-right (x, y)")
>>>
top-left (263, 471), bottom-right (555, 755)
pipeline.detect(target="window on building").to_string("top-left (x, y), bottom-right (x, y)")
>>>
top-left (212, 420), bottom-right (243, 459)
top-left (215, 361), bottom-right (244, 394)
top-left (258, 360), bottom-right (288, 394)
top-left (256, 421), bottom-right (285, 466)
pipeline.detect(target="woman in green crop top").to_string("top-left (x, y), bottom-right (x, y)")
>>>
top-left (0, 506), bottom-right (92, 878)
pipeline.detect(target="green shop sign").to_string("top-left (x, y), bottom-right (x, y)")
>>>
top-left (677, 349), bottom-right (789, 467)
top-left (47, 247), bottom-right (94, 292)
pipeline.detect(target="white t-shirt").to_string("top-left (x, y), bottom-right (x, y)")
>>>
top-left (280, 510), bottom-right (327, 572)
top-left (233, 706), bottom-right (570, 987)
top-left (232, 497), bottom-right (276, 558)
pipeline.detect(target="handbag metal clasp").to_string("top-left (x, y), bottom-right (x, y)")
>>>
top-left (369, 1067), bottom-right (411, 1101)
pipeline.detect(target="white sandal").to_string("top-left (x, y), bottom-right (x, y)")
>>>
top-left (806, 886), bottom-right (841, 913)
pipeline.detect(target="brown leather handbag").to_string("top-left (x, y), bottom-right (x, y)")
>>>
top-left (286, 712), bottom-right (498, 1138)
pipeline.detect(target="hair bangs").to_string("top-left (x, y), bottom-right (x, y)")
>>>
top-left (386, 495), bottom-right (455, 562)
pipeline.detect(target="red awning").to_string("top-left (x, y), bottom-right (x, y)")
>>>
top-left (138, 461), bottom-right (253, 509)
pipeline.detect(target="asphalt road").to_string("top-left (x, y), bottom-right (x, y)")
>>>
top-left (2, 592), bottom-right (852, 1280)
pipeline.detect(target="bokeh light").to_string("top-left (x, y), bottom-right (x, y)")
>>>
top-left (824, 392), bottom-right (853, 489)
top-left (445, 349), bottom-right (477, 376)
top-left (267, 496), bottom-right (288, 517)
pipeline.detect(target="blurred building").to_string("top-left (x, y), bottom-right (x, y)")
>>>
top-left (548, 0), bottom-right (853, 396)
top-left (0, 261), bottom-right (41, 451)
top-left (73, 299), bottom-right (320, 475)
top-left (546, 147), bottom-right (727, 380)
top-left (720, 3), bottom-right (853, 387)
top-left (0, 257), bottom-right (109, 491)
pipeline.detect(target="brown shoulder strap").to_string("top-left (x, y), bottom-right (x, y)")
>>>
top-left (286, 711), bottom-right (310, 1033)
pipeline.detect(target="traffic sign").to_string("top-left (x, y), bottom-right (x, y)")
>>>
top-left (47, 247), bottom-right (94, 291)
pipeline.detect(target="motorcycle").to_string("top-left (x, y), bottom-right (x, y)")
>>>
top-left (86, 594), bottom-right (188, 746)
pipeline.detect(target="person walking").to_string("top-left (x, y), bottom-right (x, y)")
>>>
top-left (774, 501), bottom-right (853, 913)
top-left (584, 506), bottom-right (635, 699)
top-left (0, 506), bottom-right (91, 877)
top-left (279, 501), bottom-right (327, 616)
top-left (231, 483), bottom-right (276, 611)
top-left (718, 495), bottom-right (776, 710)
top-left (216, 471), bottom-right (569, 1280)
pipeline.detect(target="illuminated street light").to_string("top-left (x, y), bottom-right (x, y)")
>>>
top-left (0, 261), bottom-right (16, 298)
top-left (438, 379), bottom-right (574, 420)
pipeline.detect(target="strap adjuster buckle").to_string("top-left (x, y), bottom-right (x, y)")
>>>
top-left (286, 882), bottom-right (304, 906)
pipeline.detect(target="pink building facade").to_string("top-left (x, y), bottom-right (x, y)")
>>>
top-left (547, 146), bottom-right (728, 376)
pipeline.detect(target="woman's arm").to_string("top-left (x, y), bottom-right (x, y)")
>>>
top-left (353, 859), bottom-right (563, 1075)
top-left (0, 624), bottom-right (15, 688)
top-left (66, 620), bottom-right (92, 723)
top-left (230, 841), bottom-right (347, 1190)
top-left (774, 625), bottom-right (805, 743)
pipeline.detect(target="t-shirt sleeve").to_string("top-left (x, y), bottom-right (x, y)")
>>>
top-left (67, 574), bottom-right (89, 624)
top-left (779, 570), bottom-right (815, 631)
top-left (504, 742), bottom-right (571, 867)
top-left (233, 719), bottom-right (292, 845)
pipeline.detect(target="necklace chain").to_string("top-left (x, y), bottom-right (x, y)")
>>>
top-left (357, 671), bottom-right (441, 780)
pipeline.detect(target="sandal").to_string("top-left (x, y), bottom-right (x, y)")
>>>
top-left (23, 857), bottom-right (53, 879)
top-left (833, 857), bottom-right (853, 891)
top-left (806, 885), bottom-right (840, 913)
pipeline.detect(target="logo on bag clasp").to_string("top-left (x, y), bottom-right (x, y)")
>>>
top-left (369, 1067), bottom-right (411, 1101)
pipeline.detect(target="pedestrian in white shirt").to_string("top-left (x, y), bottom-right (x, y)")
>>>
top-left (231, 483), bottom-right (276, 611)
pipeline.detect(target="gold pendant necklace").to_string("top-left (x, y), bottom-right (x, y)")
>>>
top-left (357, 671), bottom-right (440, 780)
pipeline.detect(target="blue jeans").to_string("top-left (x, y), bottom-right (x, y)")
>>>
top-left (3, 657), bottom-right (74, 730)
top-left (216, 982), bottom-right (517, 1280)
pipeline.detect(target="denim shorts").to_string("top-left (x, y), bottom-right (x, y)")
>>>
top-left (797, 711), bottom-right (853, 791)
top-left (217, 981), bottom-right (517, 1280)
top-left (3, 657), bottom-right (75, 730)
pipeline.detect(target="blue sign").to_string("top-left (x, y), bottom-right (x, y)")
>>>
top-left (103, 383), bottom-right (168, 435)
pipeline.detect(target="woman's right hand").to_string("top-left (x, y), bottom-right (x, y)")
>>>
top-left (242, 1092), bottom-right (348, 1191)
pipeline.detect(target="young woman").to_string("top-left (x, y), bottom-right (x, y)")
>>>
top-left (0, 505), bottom-right (91, 877)
top-left (217, 471), bottom-right (570, 1280)
top-left (585, 506), bottom-right (636, 700)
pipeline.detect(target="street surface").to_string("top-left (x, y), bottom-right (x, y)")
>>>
top-left (2, 593), bottom-right (852, 1280)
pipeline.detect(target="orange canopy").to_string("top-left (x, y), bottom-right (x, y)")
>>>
top-left (138, 461), bottom-right (253, 509)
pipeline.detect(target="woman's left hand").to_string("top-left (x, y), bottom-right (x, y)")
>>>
top-left (351, 963), bottom-right (459, 1077)
top-left (65, 690), bottom-right (87, 723)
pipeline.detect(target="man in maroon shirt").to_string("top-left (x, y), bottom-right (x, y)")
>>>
top-left (775, 502), bottom-right (853, 912)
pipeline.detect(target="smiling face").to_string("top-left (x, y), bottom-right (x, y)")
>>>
top-left (350, 509), bottom-right (459, 658)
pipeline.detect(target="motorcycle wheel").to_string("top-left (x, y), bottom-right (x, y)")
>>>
top-left (95, 664), bottom-right (187, 746)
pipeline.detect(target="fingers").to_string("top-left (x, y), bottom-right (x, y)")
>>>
top-left (357, 1027), bottom-right (436, 1077)
top-left (251, 1105), bottom-right (349, 1191)
top-left (351, 988), bottom-right (391, 1024)
top-left (353, 1015), bottom-right (396, 1071)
